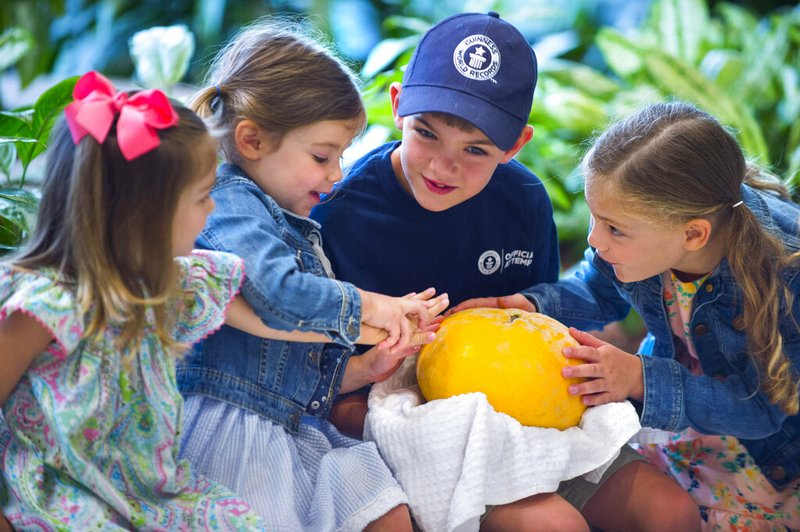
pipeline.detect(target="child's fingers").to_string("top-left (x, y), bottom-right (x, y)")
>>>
top-left (445, 297), bottom-right (497, 315)
top-left (424, 293), bottom-right (449, 320)
top-left (405, 287), bottom-right (436, 301)
top-left (568, 327), bottom-right (607, 348)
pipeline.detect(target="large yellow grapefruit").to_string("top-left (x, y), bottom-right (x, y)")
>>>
top-left (416, 308), bottom-right (587, 429)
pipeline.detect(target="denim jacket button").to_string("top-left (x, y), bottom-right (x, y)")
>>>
top-left (310, 401), bottom-right (320, 410)
top-left (770, 466), bottom-right (786, 481)
top-left (704, 283), bottom-right (714, 292)
top-left (693, 323), bottom-right (708, 336)
top-left (732, 316), bottom-right (745, 330)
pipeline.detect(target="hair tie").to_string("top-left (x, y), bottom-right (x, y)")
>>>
top-left (64, 71), bottom-right (179, 161)
top-left (214, 84), bottom-right (221, 98)
top-left (732, 200), bottom-right (744, 208)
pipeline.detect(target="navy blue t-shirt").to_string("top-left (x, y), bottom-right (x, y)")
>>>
top-left (311, 141), bottom-right (560, 307)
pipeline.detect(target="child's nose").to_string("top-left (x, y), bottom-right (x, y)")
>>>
top-left (327, 164), bottom-right (343, 183)
top-left (430, 152), bottom-right (458, 178)
top-left (587, 222), bottom-right (604, 251)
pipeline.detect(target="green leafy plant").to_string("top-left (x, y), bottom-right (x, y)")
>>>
top-left (0, 27), bottom-right (76, 255)
top-left (360, 1), bottom-right (800, 267)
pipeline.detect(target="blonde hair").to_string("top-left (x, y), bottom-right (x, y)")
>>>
top-left (190, 18), bottom-right (365, 162)
top-left (14, 103), bottom-right (216, 352)
top-left (583, 101), bottom-right (799, 414)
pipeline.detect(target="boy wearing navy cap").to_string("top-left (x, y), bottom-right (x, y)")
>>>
top-left (312, 11), bottom-right (699, 530)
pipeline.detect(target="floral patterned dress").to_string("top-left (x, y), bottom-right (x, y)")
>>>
top-left (0, 251), bottom-right (264, 531)
top-left (634, 271), bottom-right (800, 531)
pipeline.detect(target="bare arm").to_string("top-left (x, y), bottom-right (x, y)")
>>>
top-left (225, 291), bottom-right (448, 348)
top-left (0, 511), bottom-right (12, 532)
top-left (0, 311), bottom-right (53, 406)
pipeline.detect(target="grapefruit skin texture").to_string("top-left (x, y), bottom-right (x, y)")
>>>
top-left (416, 308), bottom-right (587, 429)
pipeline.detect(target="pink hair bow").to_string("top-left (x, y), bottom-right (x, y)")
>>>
top-left (64, 71), bottom-right (179, 161)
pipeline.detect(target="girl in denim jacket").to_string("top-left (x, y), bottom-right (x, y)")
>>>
top-left (453, 102), bottom-right (800, 528)
top-left (175, 20), bottom-right (447, 532)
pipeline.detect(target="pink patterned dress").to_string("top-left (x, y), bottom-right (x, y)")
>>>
top-left (634, 272), bottom-right (800, 530)
top-left (0, 250), bottom-right (264, 530)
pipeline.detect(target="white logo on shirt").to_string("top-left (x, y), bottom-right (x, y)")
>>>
top-left (478, 250), bottom-right (501, 275)
top-left (453, 35), bottom-right (501, 82)
top-left (478, 249), bottom-right (534, 275)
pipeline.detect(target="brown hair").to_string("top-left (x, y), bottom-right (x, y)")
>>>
top-left (190, 18), bottom-right (365, 162)
top-left (14, 103), bottom-right (216, 351)
top-left (583, 101), bottom-right (799, 414)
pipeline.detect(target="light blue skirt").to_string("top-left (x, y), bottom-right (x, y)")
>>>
top-left (180, 396), bottom-right (407, 532)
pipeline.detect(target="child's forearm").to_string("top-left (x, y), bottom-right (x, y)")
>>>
top-left (227, 296), bottom-right (393, 345)
top-left (226, 296), bottom-right (333, 342)
top-left (339, 349), bottom-right (375, 393)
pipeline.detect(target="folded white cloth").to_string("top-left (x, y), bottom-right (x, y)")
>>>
top-left (364, 357), bottom-right (642, 532)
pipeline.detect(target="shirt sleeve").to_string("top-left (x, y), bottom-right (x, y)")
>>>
top-left (172, 250), bottom-right (245, 346)
top-left (522, 247), bottom-right (632, 330)
top-left (199, 183), bottom-right (361, 348)
top-left (0, 266), bottom-right (82, 356)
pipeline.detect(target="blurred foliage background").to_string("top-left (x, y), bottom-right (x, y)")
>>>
top-left (1, 0), bottom-right (799, 276)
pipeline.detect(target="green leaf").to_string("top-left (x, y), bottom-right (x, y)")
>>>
top-left (361, 35), bottom-right (419, 79)
top-left (539, 60), bottom-right (621, 101)
top-left (595, 29), bottom-right (645, 78)
top-left (0, 143), bottom-right (15, 183)
top-left (652, 0), bottom-right (708, 64)
top-left (14, 76), bottom-right (77, 180)
top-left (0, 112), bottom-right (33, 139)
top-left (0, 28), bottom-right (35, 72)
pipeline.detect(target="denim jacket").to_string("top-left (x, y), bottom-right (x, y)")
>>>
top-left (522, 185), bottom-right (800, 489)
top-left (177, 163), bottom-right (361, 432)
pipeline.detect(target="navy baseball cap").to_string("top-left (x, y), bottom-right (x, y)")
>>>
top-left (397, 11), bottom-right (537, 151)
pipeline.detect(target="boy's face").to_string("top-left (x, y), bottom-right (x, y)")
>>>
top-left (389, 85), bottom-right (530, 212)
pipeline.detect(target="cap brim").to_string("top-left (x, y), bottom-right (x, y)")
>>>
top-left (397, 84), bottom-right (526, 151)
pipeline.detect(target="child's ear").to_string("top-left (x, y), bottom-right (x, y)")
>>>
top-left (234, 120), bottom-right (267, 160)
top-left (684, 218), bottom-right (712, 251)
top-left (389, 82), bottom-right (404, 130)
top-left (500, 125), bottom-right (534, 163)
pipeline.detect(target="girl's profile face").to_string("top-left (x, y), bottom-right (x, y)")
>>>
top-left (172, 160), bottom-right (216, 257)
top-left (249, 118), bottom-right (362, 216)
top-left (584, 181), bottom-right (690, 283)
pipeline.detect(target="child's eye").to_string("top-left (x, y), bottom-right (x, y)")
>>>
top-left (466, 146), bottom-right (488, 156)
top-left (609, 225), bottom-right (624, 237)
top-left (415, 128), bottom-right (436, 140)
top-left (312, 155), bottom-right (329, 164)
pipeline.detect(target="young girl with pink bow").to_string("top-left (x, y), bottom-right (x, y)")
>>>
top-left (0, 71), bottom-right (437, 530)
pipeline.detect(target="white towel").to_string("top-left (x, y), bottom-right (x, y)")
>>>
top-left (364, 357), bottom-right (642, 532)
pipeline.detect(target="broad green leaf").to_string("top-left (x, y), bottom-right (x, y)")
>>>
top-left (362, 35), bottom-right (419, 79)
top-left (539, 60), bottom-right (621, 101)
top-left (595, 29), bottom-right (644, 78)
top-left (699, 50), bottom-right (745, 92)
top-left (0, 28), bottom-right (34, 72)
top-left (15, 76), bottom-right (78, 172)
top-left (641, 50), bottom-right (768, 162)
top-left (652, 0), bottom-right (708, 64)
top-left (0, 112), bottom-right (32, 139)
top-left (739, 14), bottom-right (792, 103)
top-left (540, 90), bottom-right (608, 135)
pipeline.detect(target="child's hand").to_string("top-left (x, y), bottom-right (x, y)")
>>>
top-left (359, 288), bottom-right (448, 352)
top-left (341, 318), bottom-right (442, 394)
top-left (445, 293), bottom-right (534, 316)
top-left (561, 327), bottom-right (644, 405)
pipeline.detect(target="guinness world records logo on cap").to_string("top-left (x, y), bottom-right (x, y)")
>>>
top-left (453, 34), bottom-right (501, 82)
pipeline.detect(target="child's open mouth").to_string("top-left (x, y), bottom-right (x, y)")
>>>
top-left (423, 177), bottom-right (455, 195)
